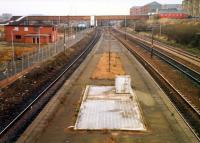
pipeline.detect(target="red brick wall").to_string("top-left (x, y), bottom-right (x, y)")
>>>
top-left (130, 7), bottom-right (142, 15)
top-left (4, 25), bottom-right (57, 44)
top-left (159, 13), bottom-right (188, 19)
top-left (24, 36), bottom-right (49, 44)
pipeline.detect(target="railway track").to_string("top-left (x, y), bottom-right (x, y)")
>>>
top-left (115, 29), bottom-right (200, 86)
top-left (119, 29), bottom-right (200, 74)
top-left (0, 29), bottom-right (101, 142)
top-left (112, 30), bottom-right (200, 141)
top-left (135, 33), bottom-right (200, 63)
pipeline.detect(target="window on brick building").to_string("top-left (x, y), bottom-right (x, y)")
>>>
top-left (14, 27), bottom-right (19, 31)
top-left (15, 35), bottom-right (21, 39)
top-left (24, 27), bottom-right (28, 31)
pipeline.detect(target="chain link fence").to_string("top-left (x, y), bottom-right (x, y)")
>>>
top-left (0, 28), bottom-right (93, 81)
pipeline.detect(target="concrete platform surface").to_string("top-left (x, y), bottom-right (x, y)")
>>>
top-left (74, 85), bottom-right (146, 131)
top-left (17, 31), bottom-right (199, 143)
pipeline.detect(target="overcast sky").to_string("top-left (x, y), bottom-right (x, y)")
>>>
top-left (0, 0), bottom-right (182, 16)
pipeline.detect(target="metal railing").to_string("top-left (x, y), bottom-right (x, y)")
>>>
top-left (0, 28), bottom-right (93, 82)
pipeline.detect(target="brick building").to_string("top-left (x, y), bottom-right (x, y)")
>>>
top-left (182, 0), bottom-right (200, 17)
top-left (130, 1), bottom-right (161, 15)
top-left (159, 11), bottom-right (188, 19)
top-left (161, 4), bottom-right (182, 10)
top-left (4, 25), bottom-right (57, 44)
top-left (130, 1), bottom-right (187, 19)
top-left (130, 7), bottom-right (142, 15)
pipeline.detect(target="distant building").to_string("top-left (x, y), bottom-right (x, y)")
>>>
top-left (158, 4), bottom-right (187, 19)
top-left (161, 4), bottom-right (182, 10)
top-left (2, 13), bottom-right (12, 20)
top-left (130, 1), bottom-right (187, 19)
top-left (130, 1), bottom-right (161, 15)
top-left (182, 0), bottom-right (200, 17)
top-left (159, 9), bottom-right (188, 19)
top-left (130, 6), bottom-right (142, 15)
top-left (142, 1), bottom-right (162, 15)
top-left (4, 24), bottom-right (58, 44)
top-left (0, 25), bottom-right (4, 41)
top-left (0, 18), bottom-right (4, 22)
top-left (0, 13), bottom-right (12, 23)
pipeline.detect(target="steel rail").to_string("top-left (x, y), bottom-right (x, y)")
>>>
top-left (0, 29), bottom-right (101, 138)
top-left (114, 29), bottom-right (200, 86)
top-left (129, 30), bottom-right (200, 63)
top-left (113, 32), bottom-right (200, 141)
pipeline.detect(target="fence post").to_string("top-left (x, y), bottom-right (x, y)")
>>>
top-left (48, 44), bottom-right (50, 58)
top-left (27, 53), bottom-right (30, 67)
top-left (12, 60), bottom-right (16, 75)
top-left (21, 55), bottom-right (24, 72)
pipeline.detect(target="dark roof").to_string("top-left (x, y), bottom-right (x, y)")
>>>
top-left (145, 1), bottom-right (161, 6)
top-left (159, 9), bottom-right (185, 14)
top-left (0, 21), bottom-right (9, 25)
top-left (24, 34), bottom-right (49, 37)
top-left (5, 24), bottom-right (56, 27)
top-left (6, 15), bottom-right (90, 26)
top-left (131, 6), bottom-right (141, 9)
top-left (9, 16), bottom-right (22, 21)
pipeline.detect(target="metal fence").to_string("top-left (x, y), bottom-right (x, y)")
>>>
top-left (0, 28), bottom-right (93, 81)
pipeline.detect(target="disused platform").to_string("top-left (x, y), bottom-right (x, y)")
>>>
top-left (17, 31), bottom-right (199, 143)
top-left (74, 85), bottom-right (146, 131)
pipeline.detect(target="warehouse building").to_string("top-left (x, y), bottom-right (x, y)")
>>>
top-left (130, 1), bottom-right (161, 15)
top-left (130, 1), bottom-right (187, 19)
top-left (4, 24), bottom-right (58, 44)
top-left (130, 6), bottom-right (142, 15)
top-left (161, 4), bottom-right (182, 10)
top-left (159, 9), bottom-right (188, 19)
top-left (182, 0), bottom-right (200, 17)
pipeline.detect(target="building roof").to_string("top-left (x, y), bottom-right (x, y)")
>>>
top-left (144, 1), bottom-right (161, 6)
top-left (24, 34), bottom-right (49, 37)
top-left (161, 4), bottom-right (182, 10)
top-left (0, 21), bottom-right (9, 25)
top-left (5, 24), bottom-right (57, 27)
top-left (131, 6), bottom-right (141, 9)
top-left (159, 9), bottom-right (185, 14)
top-left (9, 16), bottom-right (22, 21)
top-left (6, 15), bottom-right (91, 26)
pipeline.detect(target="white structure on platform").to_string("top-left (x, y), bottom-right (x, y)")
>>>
top-left (115, 75), bottom-right (131, 94)
top-left (74, 76), bottom-right (146, 131)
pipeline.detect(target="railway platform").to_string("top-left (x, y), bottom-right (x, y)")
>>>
top-left (17, 31), bottom-right (199, 143)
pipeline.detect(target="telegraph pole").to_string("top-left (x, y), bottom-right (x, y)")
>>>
top-left (54, 29), bottom-right (56, 54)
top-left (39, 26), bottom-right (41, 60)
top-left (134, 22), bottom-right (136, 32)
top-left (11, 30), bottom-right (16, 74)
top-left (160, 24), bottom-right (162, 36)
top-left (151, 28), bottom-right (154, 58)
top-left (124, 15), bottom-right (127, 40)
top-left (37, 26), bottom-right (41, 62)
top-left (68, 15), bottom-right (70, 49)
top-left (64, 24), bottom-right (66, 54)
top-left (108, 19), bottom-right (111, 72)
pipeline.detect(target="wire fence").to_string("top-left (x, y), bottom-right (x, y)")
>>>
top-left (0, 28), bottom-right (92, 81)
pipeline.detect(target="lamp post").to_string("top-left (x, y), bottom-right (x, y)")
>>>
top-left (124, 15), bottom-right (127, 40)
top-left (11, 30), bottom-right (16, 74)
top-left (37, 26), bottom-right (41, 62)
top-left (64, 24), bottom-right (66, 54)
top-left (151, 28), bottom-right (154, 58)
top-left (54, 26), bottom-right (57, 54)
top-left (108, 19), bottom-right (111, 72)
top-left (39, 27), bottom-right (41, 51)
top-left (68, 15), bottom-right (70, 49)
top-left (160, 24), bottom-right (162, 36)
top-left (134, 22), bottom-right (136, 32)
